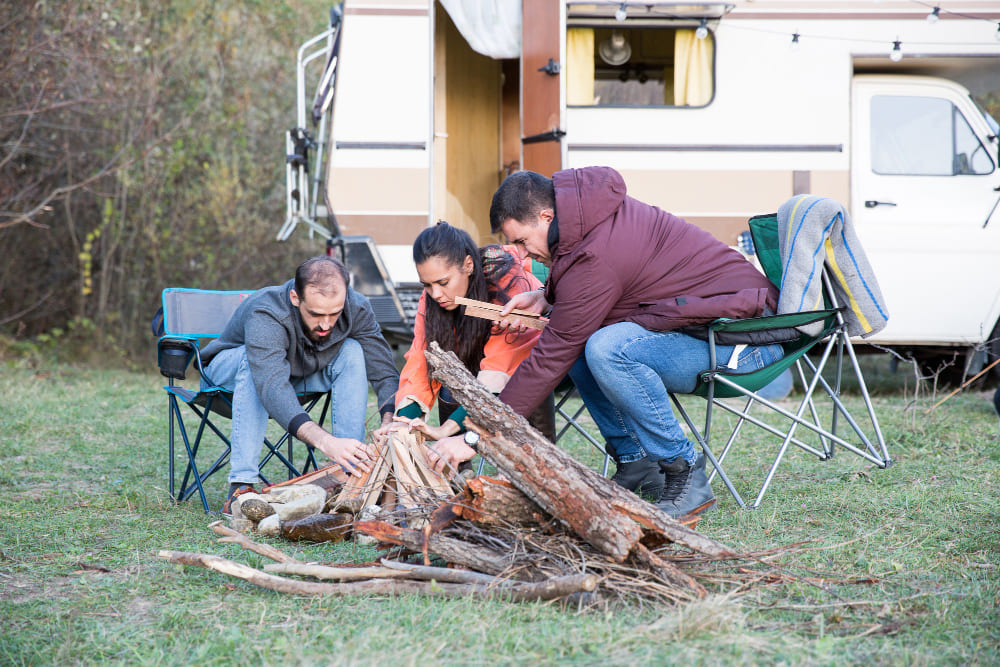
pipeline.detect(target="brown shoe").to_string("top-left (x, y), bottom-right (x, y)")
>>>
top-left (221, 483), bottom-right (257, 517)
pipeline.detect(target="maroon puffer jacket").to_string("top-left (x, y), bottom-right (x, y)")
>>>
top-left (499, 166), bottom-right (777, 416)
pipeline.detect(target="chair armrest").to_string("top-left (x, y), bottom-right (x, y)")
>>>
top-left (157, 335), bottom-right (199, 380)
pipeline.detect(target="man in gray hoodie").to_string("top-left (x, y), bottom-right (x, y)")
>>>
top-left (201, 256), bottom-right (399, 513)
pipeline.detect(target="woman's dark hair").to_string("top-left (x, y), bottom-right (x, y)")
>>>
top-left (413, 222), bottom-right (527, 374)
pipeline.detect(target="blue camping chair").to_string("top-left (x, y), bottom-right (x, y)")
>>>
top-left (156, 288), bottom-right (328, 513)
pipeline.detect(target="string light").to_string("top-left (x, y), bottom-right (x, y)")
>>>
top-left (615, 3), bottom-right (627, 22)
top-left (790, 32), bottom-right (801, 51)
top-left (890, 39), bottom-right (903, 61)
top-left (926, 6), bottom-right (940, 23)
top-left (995, 22), bottom-right (1000, 41)
top-left (695, 18), bottom-right (709, 40)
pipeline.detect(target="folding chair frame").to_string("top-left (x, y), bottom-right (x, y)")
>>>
top-left (672, 268), bottom-right (892, 509)
top-left (165, 377), bottom-right (327, 513)
top-left (158, 288), bottom-right (327, 513)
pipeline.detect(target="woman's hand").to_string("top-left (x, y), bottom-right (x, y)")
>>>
top-left (371, 419), bottom-right (411, 444)
top-left (393, 415), bottom-right (459, 441)
top-left (424, 434), bottom-right (476, 477)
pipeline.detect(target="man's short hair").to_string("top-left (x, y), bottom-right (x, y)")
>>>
top-left (294, 256), bottom-right (350, 297)
top-left (489, 170), bottom-right (556, 234)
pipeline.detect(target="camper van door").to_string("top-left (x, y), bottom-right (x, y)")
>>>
top-left (851, 74), bottom-right (1000, 348)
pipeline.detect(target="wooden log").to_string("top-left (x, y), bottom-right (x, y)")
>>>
top-left (209, 521), bottom-right (300, 564)
top-left (159, 550), bottom-right (592, 601)
top-left (354, 520), bottom-right (512, 575)
top-left (262, 463), bottom-right (347, 494)
top-left (424, 342), bottom-right (735, 565)
top-left (458, 476), bottom-right (546, 528)
top-left (331, 440), bottom-right (389, 513)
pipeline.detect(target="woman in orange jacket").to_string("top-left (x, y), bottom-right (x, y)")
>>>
top-left (387, 222), bottom-right (555, 469)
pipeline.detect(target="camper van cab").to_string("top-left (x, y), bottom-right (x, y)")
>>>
top-left (290, 1), bottom-right (1000, 377)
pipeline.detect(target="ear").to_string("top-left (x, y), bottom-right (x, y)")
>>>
top-left (462, 254), bottom-right (475, 274)
top-left (289, 289), bottom-right (301, 307)
top-left (538, 208), bottom-right (555, 225)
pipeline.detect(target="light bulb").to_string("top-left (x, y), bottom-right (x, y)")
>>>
top-left (926, 6), bottom-right (940, 23)
top-left (890, 40), bottom-right (902, 62)
top-left (995, 23), bottom-right (1000, 41)
top-left (790, 33), bottom-right (801, 51)
top-left (615, 3), bottom-right (627, 22)
top-left (695, 19), bottom-right (708, 40)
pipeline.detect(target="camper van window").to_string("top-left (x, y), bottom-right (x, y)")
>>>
top-left (566, 25), bottom-right (715, 107)
top-left (871, 95), bottom-right (994, 177)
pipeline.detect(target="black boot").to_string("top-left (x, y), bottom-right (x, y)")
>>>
top-left (655, 453), bottom-right (715, 518)
top-left (610, 457), bottom-right (664, 502)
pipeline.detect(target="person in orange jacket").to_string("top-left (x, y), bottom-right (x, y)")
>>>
top-left (377, 222), bottom-right (554, 474)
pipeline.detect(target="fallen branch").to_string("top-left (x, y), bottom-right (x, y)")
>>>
top-left (209, 521), bottom-right (300, 564)
top-left (923, 357), bottom-right (1000, 413)
top-left (158, 550), bottom-right (596, 601)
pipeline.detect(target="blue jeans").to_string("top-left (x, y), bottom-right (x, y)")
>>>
top-left (567, 322), bottom-right (784, 465)
top-left (204, 339), bottom-right (368, 484)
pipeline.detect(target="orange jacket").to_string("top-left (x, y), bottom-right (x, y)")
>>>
top-left (395, 248), bottom-right (542, 417)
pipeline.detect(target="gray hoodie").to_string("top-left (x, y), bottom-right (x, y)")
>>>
top-left (202, 279), bottom-right (398, 434)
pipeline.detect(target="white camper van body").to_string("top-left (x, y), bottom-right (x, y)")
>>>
top-left (303, 0), bottom-right (1000, 370)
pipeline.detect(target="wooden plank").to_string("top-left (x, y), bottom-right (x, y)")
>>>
top-left (455, 296), bottom-right (547, 330)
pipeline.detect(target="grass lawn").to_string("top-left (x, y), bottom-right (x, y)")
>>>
top-left (0, 355), bottom-right (998, 665)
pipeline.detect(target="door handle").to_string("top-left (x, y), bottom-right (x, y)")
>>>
top-left (864, 200), bottom-right (897, 208)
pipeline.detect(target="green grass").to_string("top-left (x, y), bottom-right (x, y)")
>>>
top-left (1, 356), bottom-right (998, 665)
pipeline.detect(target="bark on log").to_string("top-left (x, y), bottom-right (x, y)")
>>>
top-left (457, 476), bottom-right (546, 527)
top-left (354, 520), bottom-right (513, 576)
top-left (159, 550), bottom-right (593, 601)
top-left (425, 342), bottom-right (734, 565)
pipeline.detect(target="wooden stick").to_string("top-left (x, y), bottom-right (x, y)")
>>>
top-left (455, 296), bottom-right (547, 330)
top-left (924, 356), bottom-right (1000, 414)
top-left (378, 558), bottom-right (501, 585)
top-left (263, 562), bottom-right (405, 581)
top-left (209, 521), bottom-right (300, 564)
top-left (159, 550), bottom-right (595, 601)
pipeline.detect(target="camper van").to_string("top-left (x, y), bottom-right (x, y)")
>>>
top-left (281, 0), bottom-right (1000, 378)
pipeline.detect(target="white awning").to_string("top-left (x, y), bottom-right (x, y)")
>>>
top-left (440, 0), bottom-right (521, 60)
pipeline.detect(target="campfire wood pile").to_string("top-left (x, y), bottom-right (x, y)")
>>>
top-left (159, 342), bottom-right (794, 606)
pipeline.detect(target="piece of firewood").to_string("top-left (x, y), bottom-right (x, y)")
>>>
top-left (159, 550), bottom-right (593, 601)
top-left (332, 440), bottom-right (388, 512)
top-left (455, 296), bottom-right (547, 330)
top-left (458, 476), bottom-right (546, 527)
top-left (209, 521), bottom-right (300, 564)
top-left (262, 463), bottom-right (348, 493)
top-left (424, 342), bottom-right (734, 569)
top-left (354, 520), bottom-right (511, 575)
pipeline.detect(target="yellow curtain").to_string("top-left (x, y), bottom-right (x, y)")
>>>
top-left (566, 28), bottom-right (595, 106)
top-left (673, 29), bottom-right (713, 106)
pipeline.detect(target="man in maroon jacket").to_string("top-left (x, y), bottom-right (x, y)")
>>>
top-left (478, 166), bottom-right (785, 518)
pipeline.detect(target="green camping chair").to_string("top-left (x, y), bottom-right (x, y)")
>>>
top-left (156, 288), bottom-right (327, 513)
top-left (670, 214), bottom-right (892, 509)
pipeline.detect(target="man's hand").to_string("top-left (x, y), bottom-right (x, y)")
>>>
top-left (424, 434), bottom-right (476, 477)
top-left (297, 421), bottom-right (373, 476)
top-left (494, 290), bottom-right (549, 333)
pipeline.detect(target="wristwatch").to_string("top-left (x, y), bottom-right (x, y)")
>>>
top-left (463, 430), bottom-right (480, 451)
